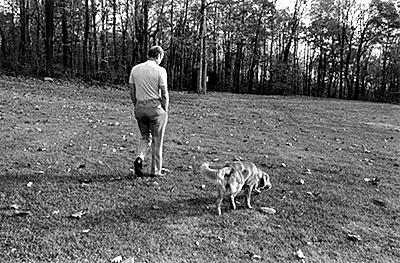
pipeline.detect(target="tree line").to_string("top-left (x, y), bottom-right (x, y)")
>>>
top-left (0, 0), bottom-right (399, 102)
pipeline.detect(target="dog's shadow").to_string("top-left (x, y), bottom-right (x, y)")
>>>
top-left (83, 195), bottom-right (218, 229)
top-left (83, 187), bottom-right (269, 229)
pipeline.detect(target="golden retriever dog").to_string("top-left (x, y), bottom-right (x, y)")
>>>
top-left (200, 161), bottom-right (272, 215)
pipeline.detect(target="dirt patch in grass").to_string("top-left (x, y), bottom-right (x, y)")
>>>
top-left (1, 76), bottom-right (399, 262)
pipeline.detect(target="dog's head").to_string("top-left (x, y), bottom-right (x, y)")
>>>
top-left (259, 171), bottom-right (272, 190)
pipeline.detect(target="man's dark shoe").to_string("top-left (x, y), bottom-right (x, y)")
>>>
top-left (134, 157), bottom-right (143, 177)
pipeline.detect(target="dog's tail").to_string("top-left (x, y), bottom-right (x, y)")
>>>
top-left (200, 162), bottom-right (219, 181)
top-left (200, 162), bottom-right (231, 182)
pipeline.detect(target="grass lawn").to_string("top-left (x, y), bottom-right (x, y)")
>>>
top-left (0, 75), bottom-right (399, 263)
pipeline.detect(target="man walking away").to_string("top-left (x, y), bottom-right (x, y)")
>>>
top-left (129, 45), bottom-right (169, 178)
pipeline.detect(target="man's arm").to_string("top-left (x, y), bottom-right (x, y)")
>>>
top-left (159, 68), bottom-right (169, 112)
top-left (160, 84), bottom-right (169, 112)
top-left (129, 83), bottom-right (137, 106)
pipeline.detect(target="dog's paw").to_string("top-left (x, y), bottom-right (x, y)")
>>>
top-left (217, 208), bottom-right (222, 216)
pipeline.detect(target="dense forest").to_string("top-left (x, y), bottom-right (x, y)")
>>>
top-left (0, 0), bottom-right (399, 102)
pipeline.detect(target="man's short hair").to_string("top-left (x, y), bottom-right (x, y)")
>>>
top-left (148, 46), bottom-right (164, 59)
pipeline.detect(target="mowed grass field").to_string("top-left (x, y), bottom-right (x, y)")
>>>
top-left (0, 75), bottom-right (399, 263)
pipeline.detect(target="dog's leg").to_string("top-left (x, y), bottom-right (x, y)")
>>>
top-left (246, 186), bottom-right (254, 209)
top-left (216, 188), bottom-right (224, 216)
top-left (229, 184), bottom-right (241, 210)
top-left (229, 194), bottom-right (237, 210)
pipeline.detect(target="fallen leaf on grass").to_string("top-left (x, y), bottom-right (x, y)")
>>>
top-left (78, 178), bottom-right (92, 184)
top-left (111, 256), bottom-right (122, 263)
top-left (281, 163), bottom-right (287, 168)
top-left (70, 211), bottom-right (86, 219)
top-left (259, 207), bottom-right (276, 214)
top-left (110, 256), bottom-right (135, 263)
top-left (10, 204), bottom-right (20, 210)
top-left (27, 182), bottom-right (33, 187)
top-left (13, 210), bottom-right (32, 217)
top-left (173, 139), bottom-right (183, 145)
top-left (306, 191), bottom-right (321, 198)
top-left (151, 205), bottom-right (161, 210)
top-left (295, 249), bottom-right (305, 259)
top-left (372, 199), bottom-right (386, 207)
top-left (120, 257), bottom-right (134, 263)
top-left (81, 229), bottom-right (90, 233)
top-left (245, 251), bottom-right (261, 261)
top-left (364, 177), bottom-right (380, 185)
top-left (161, 167), bottom-right (171, 173)
top-left (347, 233), bottom-right (361, 242)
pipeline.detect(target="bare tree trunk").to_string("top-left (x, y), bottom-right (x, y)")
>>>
top-left (0, 28), bottom-right (6, 67)
top-left (282, 0), bottom-right (301, 64)
top-left (45, 0), bottom-right (54, 76)
top-left (131, 0), bottom-right (139, 66)
top-left (234, 40), bottom-right (243, 93)
top-left (112, 0), bottom-right (118, 75)
top-left (169, 0), bottom-right (175, 88)
top-left (61, 2), bottom-right (69, 70)
top-left (224, 38), bottom-right (232, 91)
top-left (179, 0), bottom-right (189, 91)
top-left (19, 0), bottom-right (27, 59)
top-left (338, 23), bottom-right (345, 99)
top-left (345, 32), bottom-right (354, 99)
top-left (317, 49), bottom-right (323, 97)
top-left (380, 50), bottom-right (388, 99)
top-left (83, 0), bottom-right (89, 75)
top-left (142, 0), bottom-right (150, 59)
top-left (197, 0), bottom-right (207, 94)
top-left (121, 0), bottom-right (129, 78)
top-left (248, 8), bottom-right (263, 94)
top-left (92, 0), bottom-right (99, 74)
top-left (354, 23), bottom-right (369, 100)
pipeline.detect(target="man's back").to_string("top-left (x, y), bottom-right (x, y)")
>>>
top-left (129, 60), bottom-right (167, 101)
